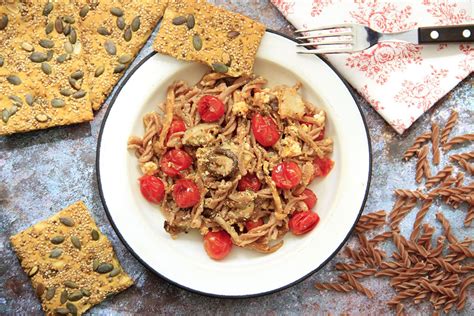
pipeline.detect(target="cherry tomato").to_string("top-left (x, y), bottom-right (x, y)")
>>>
top-left (301, 188), bottom-right (318, 210)
top-left (271, 161), bottom-right (302, 189)
top-left (172, 179), bottom-right (200, 208)
top-left (312, 157), bottom-right (334, 178)
top-left (139, 175), bottom-right (165, 204)
top-left (203, 230), bottom-right (233, 260)
top-left (251, 113), bottom-right (280, 147)
top-left (166, 118), bottom-right (186, 143)
top-left (238, 173), bottom-right (262, 192)
top-left (197, 95), bottom-right (225, 122)
top-left (245, 218), bottom-right (264, 232)
top-left (160, 149), bottom-right (193, 177)
top-left (289, 211), bottom-right (320, 235)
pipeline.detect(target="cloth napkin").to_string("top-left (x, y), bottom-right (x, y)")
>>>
top-left (271, 0), bottom-right (473, 134)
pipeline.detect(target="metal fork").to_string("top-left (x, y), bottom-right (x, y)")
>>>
top-left (295, 23), bottom-right (474, 54)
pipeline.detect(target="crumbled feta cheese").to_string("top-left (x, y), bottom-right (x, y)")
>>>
top-left (279, 137), bottom-right (302, 158)
top-left (141, 162), bottom-right (157, 175)
top-left (232, 101), bottom-right (249, 116)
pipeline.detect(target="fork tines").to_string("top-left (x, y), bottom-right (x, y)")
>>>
top-left (295, 23), bottom-right (358, 54)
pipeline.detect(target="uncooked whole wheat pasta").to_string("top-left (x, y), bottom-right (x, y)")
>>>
top-left (403, 132), bottom-right (431, 160)
top-left (355, 210), bottom-right (386, 233)
top-left (440, 110), bottom-right (458, 145)
top-left (314, 282), bottom-right (353, 292)
top-left (345, 273), bottom-right (374, 298)
top-left (442, 133), bottom-right (474, 151)
top-left (335, 262), bottom-right (365, 271)
top-left (431, 123), bottom-right (440, 165)
top-left (394, 189), bottom-right (427, 200)
top-left (419, 279), bottom-right (456, 297)
top-left (465, 206), bottom-right (474, 227)
top-left (338, 268), bottom-right (377, 280)
top-left (396, 303), bottom-right (405, 316)
top-left (390, 198), bottom-right (417, 230)
top-left (435, 212), bottom-right (457, 244)
top-left (457, 158), bottom-right (473, 175)
top-left (416, 145), bottom-right (429, 183)
top-left (417, 224), bottom-right (435, 249)
top-left (409, 199), bottom-right (433, 241)
top-left (369, 231), bottom-right (392, 245)
top-left (425, 166), bottom-right (452, 189)
top-left (392, 232), bottom-right (411, 268)
top-left (456, 275), bottom-right (474, 310)
top-left (448, 243), bottom-right (474, 257)
top-left (450, 151), bottom-right (474, 162)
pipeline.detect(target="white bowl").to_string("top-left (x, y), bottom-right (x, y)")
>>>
top-left (97, 31), bottom-right (371, 297)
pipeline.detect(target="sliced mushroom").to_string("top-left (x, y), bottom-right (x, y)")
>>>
top-left (206, 148), bottom-right (238, 179)
top-left (182, 123), bottom-right (219, 146)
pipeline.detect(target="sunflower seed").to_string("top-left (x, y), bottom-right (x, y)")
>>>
top-left (2, 109), bottom-right (10, 123)
top-left (70, 235), bottom-right (81, 249)
top-left (96, 263), bottom-right (114, 274)
top-left (212, 62), bottom-right (228, 73)
top-left (56, 53), bottom-right (70, 63)
top-left (113, 64), bottom-right (126, 73)
top-left (79, 5), bottom-right (90, 18)
top-left (35, 114), bottom-right (48, 122)
top-left (172, 16), bottom-right (186, 25)
top-left (186, 14), bottom-right (195, 29)
top-left (59, 216), bottom-right (74, 226)
top-left (30, 52), bottom-right (47, 62)
top-left (60, 290), bottom-right (68, 304)
top-left (39, 39), bottom-right (54, 49)
top-left (7, 75), bottom-right (21, 85)
top-left (70, 70), bottom-right (83, 80)
top-left (131, 16), bottom-right (140, 31)
top-left (104, 40), bottom-right (116, 55)
top-left (55, 307), bottom-right (69, 315)
top-left (9, 95), bottom-right (23, 106)
top-left (0, 55), bottom-right (4, 67)
top-left (97, 26), bottom-right (111, 36)
top-left (92, 259), bottom-right (100, 271)
top-left (64, 42), bottom-right (73, 54)
top-left (123, 26), bottom-right (132, 42)
top-left (94, 65), bottom-right (105, 77)
top-left (227, 30), bottom-right (240, 39)
top-left (51, 235), bottom-right (65, 244)
top-left (0, 14), bottom-right (8, 31)
top-left (69, 28), bottom-right (77, 44)
top-left (109, 268), bottom-right (120, 277)
top-left (116, 17), bottom-right (125, 30)
top-left (28, 265), bottom-right (39, 277)
top-left (110, 7), bottom-right (123, 17)
top-left (81, 289), bottom-right (91, 297)
top-left (69, 77), bottom-right (81, 90)
top-left (49, 248), bottom-right (63, 258)
top-left (41, 62), bottom-right (52, 75)
top-left (64, 280), bottom-right (78, 288)
top-left (66, 302), bottom-right (78, 315)
top-left (118, 54), bottom-right (132, 64)
top-left (63, 15), bottom-right (75, 24)
top-left (55, 17), bottom-right (63, 33)
top-left (63, 24), bottom-right (71, 36)
top-left (45, 287), bottom-right (56, 300)
top-left (192, 34), bottom-right (202, 51)
top-left (21, 42), bottom-right (34, 52)
top-left (25, 93), bottom-right (34, 106)
top-left (91, 229), bottom-right (100, 240)
top-left (43, 2), bottom-right (53, 16)
top-left (72, 90), bottom-right (86, 99)
top-left (45, 22), bottom-right (54, 34)
top-left (36, 282), bottom-right (45, 297)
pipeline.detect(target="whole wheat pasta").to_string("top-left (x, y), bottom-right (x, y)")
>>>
top-left (417, 224), bottom-right (435, 249)
top-left (457, 158), bottom-right (473, 175)
top-left (405, 239), bottom-right (429, 258)
top-left (443, 296), bottom-right (458, 313)
top-left (335, 262), bottom-right (365, 271)
top-left (369, 231), bottom-right (393, 245)
top-left (442, 133), bottom-right (474, 151)
top-left (425, 166), bottom-right (453, 189)
top-left (355, 212), bottom-right (386, 233)
top-left (314, 282), bottom-right (354, 292)
top-left (338, 268), bottom-right (377, 280)
top-left (438, 175), bottom-right (456, 188)
top-left (465, 206), bottom-right (474, 227)
top-left (403, 132), bottom-right (431, 160)
top-left (388, 197), bottom-right (407, 222)
top-left (428, 236), bottom-right (446, 258)
top-left (390, 198), bottom-right (418, 231)
top-left (456, 275), bottom-right (474, 311)
top-left (409, 199), bottom-right (433, 241)
top-left (448, 243), bottom-right (474, 257)
top-left (392, 232), bottom-right (411, 268)
top-left (416, 145), bottom-right (429, 183)
top-left (345, 273), bottom-right (374, 298)
top-left (429, 257), bottom-right (464, 273)
top-left (440, 110), bottom-right (458, 144)
top-left (419, 279), bottom-right (456, 297)
top-left (428, 183), bottom-right (474, 198)
top-left (395, 303), bottom-right (405, 316)
top-left (450, 151), bottom-right (474, 162)
top-left (435, 212), bottom-right (457, 244)
top-left (431, 123), bottom-right (440, 165)
top-left (394, 189), bottom-right (428, 200)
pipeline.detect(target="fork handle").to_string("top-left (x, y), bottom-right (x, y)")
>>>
top-left (418, 24), bottom-right (473, 43)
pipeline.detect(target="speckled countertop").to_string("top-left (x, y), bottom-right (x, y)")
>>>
top-left (1, 1), bottom-right (473, 315)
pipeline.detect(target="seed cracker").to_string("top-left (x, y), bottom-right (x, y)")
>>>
top-left (10, 201), bottom-right (133, 316)
top-left (153, 0), bottom-right (265, 77)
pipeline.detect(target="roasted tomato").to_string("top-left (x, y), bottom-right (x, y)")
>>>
top-left (289, 211), bottom-right (320, 235)
top-left (245, 218), bottom-right (264, 232)
top-left (238, 173), bottom-right (262, 192)
top-left (251, 113), bottom-right (280, 147)
top-left (301, 188), bottom-right (318, 210)
top-left (197, 95), bottom-right (225, 122)
top-left (203, 230), bottom-right (233, 260)
top-left (166, 118), bottom-right (186, 144)
top-left (160, 149), bottom-right (193, 177)
top-left (139, 175), bottom-right (165, 204)
top-left (312, 157), bottom-right (334, 178)
top-left (271, 161), bottom-right (302, 189)
top-left (172, 179), bottom-right (200, 208)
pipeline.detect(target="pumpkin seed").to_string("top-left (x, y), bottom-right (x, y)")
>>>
top-left (113, 64), bottom-right (126, 73)
top-left (9, 95), bottom-right (23, 106)
top-left (81, 289), bottom-right (91, 297)
top-left (69, 28), bottom-right (77, 44)
top-left (123, 26), bottom-right (132, 42)
top-left (0, 55), bottom-right (4, 67)
top-left (63, 16), bottom-right (75, 24)
top-left (60, 88), bottom-right (74, 96)
top-left (21, 42), bottom-right (34, 52)
top-left (0, 14), bottom-right (8, 31)
top-left (30, 52), bottom-right (47, 63)
top-left (79, 5), bottom-right (90, 18)
top-left (66, 302), bottom-right (78, 315)
top-left (72, 90), bottom-right (86, 99)
top-left (39, 39), bottom-right (54, 49)
top-left (55, 307), bottom-right (69, 315)
top-left (116, 17), bottom-right (125, 30)
top-left (92, 259), bottom-right (100, 271)
top-left (56, 53), bottom-right (70, 63)
top-left (28, 265), bottom-right (39, 277)
top-left (69, 77), bottom-right (81, 90)
top-left (172, 16), bottom-right (186, 25)
top-left (41, 62), bottom-right (52, 75)
top-left (55, 17), bottom-right (63, 33)
top-left (110, 7), bottom-right (124, 17)
top-left (64, 280), bottom-right (78, 288)
top-left (68, 290), bottom-right (83, 301)
top-left (227, 30), bottom-right (240, 39)
top-left (36, 282), bottom-right (45, 297)
top-left (25, 93), bottom-right (34, 106)
top-left (212, 62), bottom-right (228, 73)
top-left (97, 26), bottom-right (111, 36)
top-left (9, 105), bottom-right (18, 116)
top-left (104, 40), bottom-right (116, 55)
top-left (186, 14), bottom-right (195, 29)
top-left (109, 268), bottom-right (120, 277)
top-left (118, 54), bottom-right (132, 64)
top-left (46, 50), bottom-right (53, 61)
top-left (60, 290), bottom-right (68, 304)
top-left (51, 235), bottom-right (65, 244)
top-left (51, 98), bottom-right (65, 108)
top-left (63, 24), bottom-right (71, 36)
top-left (43, 2), bottom-right (53, 16)
top-left (70, 70), bottom-right (84, 80)
top-left (7, 75), bottom-right (21, 85)
top-left (91, 229), bottom-right (100, 240)
top-left (96, 263), bottom-right (114, 274)
top-left (59, 216), bottom-right (74, 226)
top-left (50, 248), bottom-right (63, 258)
top-left (35, 114), bottom-right (48, 122)
top-left (45, 22), bottom-right (53, 34)
top-left (2, 109), bottom-right (10, 123)
top-left (131, 16), bottom-right (140, 31)
top-left (70, 235), bottom-right (82, 249)
top-left (45, 287), bottom-right (56, 300)
top-left (94, 65), bottom-right (105, 77)
top-left (192, 34), bottom-right (202, 51)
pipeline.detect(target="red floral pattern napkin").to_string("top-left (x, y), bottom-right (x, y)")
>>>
top-left (271, 0), bottom-right (473, 134)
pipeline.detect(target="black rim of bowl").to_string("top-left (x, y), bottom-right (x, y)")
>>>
top-left (96, 29), bottom-right (373, 299)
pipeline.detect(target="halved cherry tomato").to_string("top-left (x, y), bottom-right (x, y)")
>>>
top-left (166, 118), bottom-right (186, 144)
top-left (203, 230), bottom-right (233, 260)
top-left (312, 157), bottom-right (334, 178)
top-left (160, 149), bottom-right (193, 177)
top-left (197, 95), bottom-right (225, 122)
top-left (301, 188), bottom-right (318, 210)
top-left (271, 161), bottom-right (302, 189)
top-left (172, 179), bottom-right (200, 208)
top-left (251, 113), bottom-right (280, 147)
top-left (238, 173), bottom-right (261, 192)
top-left (289, 211), bottom-right (320, 235)
top-left (139, 175), bottom-right (165, 204)
top-left (245, 218), bottom-right (264, 232)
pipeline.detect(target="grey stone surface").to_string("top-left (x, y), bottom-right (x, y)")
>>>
top-left (0, 1), bottom-right (472, 315)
